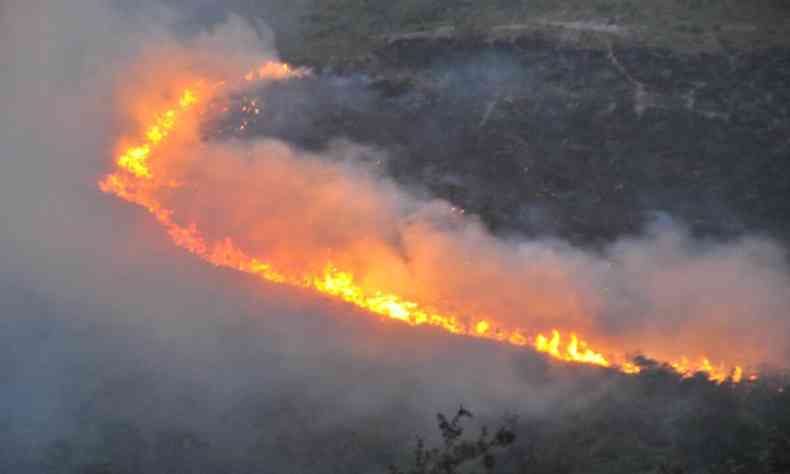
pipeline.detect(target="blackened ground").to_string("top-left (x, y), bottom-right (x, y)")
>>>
top-left (215, 38), bottom-right (790, 246)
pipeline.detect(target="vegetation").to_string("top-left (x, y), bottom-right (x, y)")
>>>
top-left (268, 0), bottom-right (790, 63)
top-left (11, 367), bottom-right (787, 473)
top-left (8, 3), bottom-right (786, 474)
top-left (390, 407), bottom-right (516, 474)
top-left (506, 368), bottom-right (790, 474)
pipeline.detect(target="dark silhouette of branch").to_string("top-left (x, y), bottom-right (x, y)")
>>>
top-left (389, 406), bottom-right (516, 474)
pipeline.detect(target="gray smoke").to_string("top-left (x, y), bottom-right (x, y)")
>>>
top-left (1, 2), bottom-right (789, 473)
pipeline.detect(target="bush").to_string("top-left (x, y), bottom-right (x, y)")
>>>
top-left (389, 406), bottom-right (516, 474)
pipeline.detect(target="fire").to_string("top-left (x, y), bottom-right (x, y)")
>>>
top-left (114, 89), bottom-right (195, 180)
top-left (99, 61), bottom-right (754, 384)
top-left (244, 60), bottom-right (309, 82)
top-left (668, 357), bottom-right (743, 383)
top-left (535, 330), bottom-right (610, 367)
top-left (117, 145), bottom-right (152, 178)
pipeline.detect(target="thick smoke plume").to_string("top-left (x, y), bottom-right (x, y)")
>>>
top-left (145, 120), bottom-right (790, 369)
top-left (108, 42), bottom-right (789, 372)
top-left (1, 1), bottom-right (789, 472)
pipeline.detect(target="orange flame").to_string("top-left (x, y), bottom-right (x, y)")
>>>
top-left (99, 61), bottom-right (753, 384)
top-left (535, 330), bottom-right (610, 367)
top-left (244, 61), bottom-right (309, 82)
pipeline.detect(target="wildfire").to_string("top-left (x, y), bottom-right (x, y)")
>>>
top-left (99, 61), bottom-right (752, 384)
top-left (244, 60), bottom-right (309, 82)
top-left (535, 330), bottom-right (610, 367)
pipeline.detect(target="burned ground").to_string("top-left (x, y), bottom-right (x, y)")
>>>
top-left (217, 37), bottom-right (790, 247)
top-left (3, 2), bottom-right (790, 474)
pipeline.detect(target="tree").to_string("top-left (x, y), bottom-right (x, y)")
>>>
top-left (390, 406), bottom-right (516, 474)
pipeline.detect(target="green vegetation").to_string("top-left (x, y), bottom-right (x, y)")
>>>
top-left (272, 0), bottom-right (790, 63)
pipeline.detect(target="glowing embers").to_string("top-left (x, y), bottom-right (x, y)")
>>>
top-left (99, 61), bottom-right (754, 385)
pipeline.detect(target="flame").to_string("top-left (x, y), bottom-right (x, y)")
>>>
top-left (535, 330), bottom-right (610, 367)
top-left (666, 356), bottom-right (743, 384)
top-left (99, 61), bottom-right (754, 384)
top-left (244, 60), bottom-right (309, 82)
top-left (115, 94), bottom-right (190, 179)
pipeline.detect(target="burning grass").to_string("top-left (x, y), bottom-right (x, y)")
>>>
top-left (98, 59), bottom-right (760, 384)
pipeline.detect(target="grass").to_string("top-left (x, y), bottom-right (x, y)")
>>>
top-left (275, 0), bottom-right (790, 64)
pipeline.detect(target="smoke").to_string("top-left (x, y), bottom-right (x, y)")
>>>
top-left (146, 125), bottom-right (790, 369)
top-left (2, 1), bottom-right (789, 472)
top-left (0, 3), bottom-right (536, 470)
